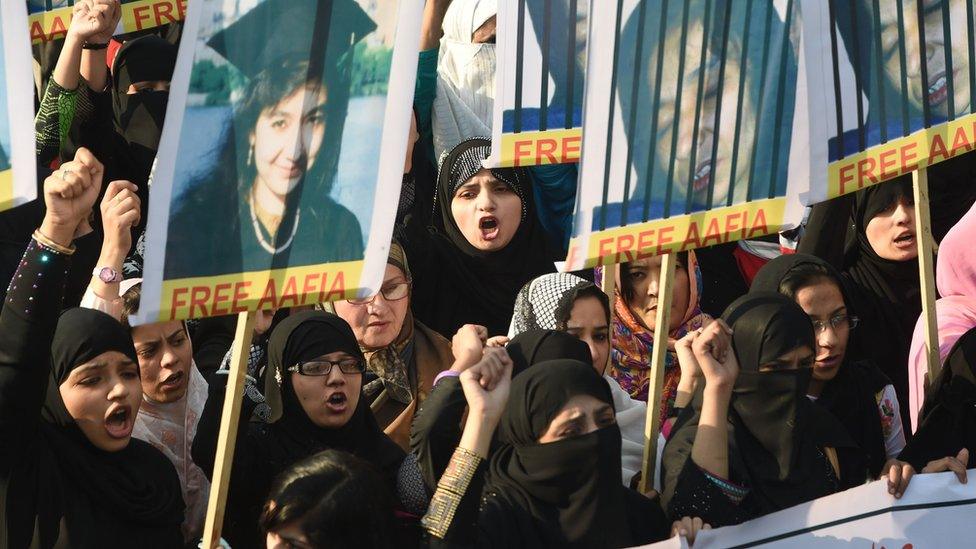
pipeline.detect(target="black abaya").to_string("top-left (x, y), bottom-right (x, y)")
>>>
top-left (1, 241), bottom-right (183, 548)
top-left (191, 311), bottom-right (406, 549)
top-left (899, 327), bottom-right (976, 470)
top-left (751, 253), bottom-right (893, 478)
top-left (663, 293), bottom-right (861, 527)
top-left (798, 178), bottom-right (921, 429)
top-left (405, 138), bottom-right (556, 338)
top-left (425, 360), bottom-right (670, 548)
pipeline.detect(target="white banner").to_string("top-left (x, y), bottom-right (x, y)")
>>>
top-left (640, 470), bottom-right (976, 548)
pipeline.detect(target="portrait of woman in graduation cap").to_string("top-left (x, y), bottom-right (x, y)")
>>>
top-left (164, 0), bottom-right (374, 279)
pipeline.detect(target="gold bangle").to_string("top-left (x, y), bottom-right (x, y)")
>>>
top-left (33, 229), bottom-right (76, 255)
top-left (421, 446), bottom-right (484, 539)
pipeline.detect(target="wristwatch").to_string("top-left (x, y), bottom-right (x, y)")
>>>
top-left (93, 266), bottom-right (122, 283)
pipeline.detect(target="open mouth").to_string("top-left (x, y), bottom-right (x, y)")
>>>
top-left (692, 160), bottom-right (712, 193)
top-left (104, 405), bottom-right (133, 440)
top-left (325, 392), bottom-right (348, 413)
top-left (894, 231), bottom-right (916, 248)
top-left (927, 72), bottom-right (948, 108)
top-left (160, 371), bottom-right (184, 391)
top-left (479, 216), bottom-right (500, 241)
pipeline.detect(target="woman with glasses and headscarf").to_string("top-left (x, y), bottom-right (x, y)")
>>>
top-left (191, 311), bottom-right (428, 549)
top-left (329, 242), bottom-right (454, 450)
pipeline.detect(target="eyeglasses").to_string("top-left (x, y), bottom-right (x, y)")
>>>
top-left (347, 280), bottom-right (410, 305)
top-left (812, 314), bottom-right (859, 334)
top-left (287, 358), bottom-right (365, 376)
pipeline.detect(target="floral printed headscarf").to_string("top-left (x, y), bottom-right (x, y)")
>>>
top-left (596, 250), bottom-right (711, 420)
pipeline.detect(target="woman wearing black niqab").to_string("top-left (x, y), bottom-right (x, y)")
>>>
top-left (84, 35), bottom-right (177, 239)
top-left (404, 137), bottom-right (556, 338)
top-left (421, 359), bottom-right (670, 548)
top-left (191, 311), bottom-right (419, 549)
top-left (109, 35), bottom-right (176, 189)
top-left (751, 253), bottom-right (901, 479)
top-left (410, 328), bottom-right (592, 492)
top-left (662, 293), bottom-right (861, 527)
top-left (1, 305), bottom-right (183, 548)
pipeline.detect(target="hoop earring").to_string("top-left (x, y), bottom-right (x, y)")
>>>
top-left (247, 145), bottom-right (254, 167)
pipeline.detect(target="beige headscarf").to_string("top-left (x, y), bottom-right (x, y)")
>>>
top-left (323, 242), bottom-right (454, 449)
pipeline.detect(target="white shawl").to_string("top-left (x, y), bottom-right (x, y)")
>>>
top-left (432, 0), bottom-right (497, 162)
top-left (132, 362), bottom-right (211, 541)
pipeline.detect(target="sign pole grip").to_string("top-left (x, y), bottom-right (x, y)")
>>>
top-left (911, 167), bottom-right (941, 388)
top-left (202, 310), bottom-right (257, 548)
top-left (638, 252), bottom-right (677, 494)
top-left (601, 264), bottom-right (617, 374)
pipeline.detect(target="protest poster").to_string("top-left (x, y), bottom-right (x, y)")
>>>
top-left (565, 0), bottom-right (810, 270)
top-left (488, 0), bottom-right (587, 168)
top-left (0, 2), bottom-right (37, 212)
top-left (802, 0), bottom-right (976, 202)
top-left (134, 0), bottom-right (422, 325)
top-left (639, 470), bottom-right (976, 548)
top-left (27, 0), bottom-right (187, 44)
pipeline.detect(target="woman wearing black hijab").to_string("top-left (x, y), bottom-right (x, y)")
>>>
top-left (751, 254), bottom-right (904, 481)
top-left (662, 293), bottom-right (862, 527)
top-left (1, 162), bottom-right (183, 547)
top-left (421, 357), bottom-right (671, 547)
top-left (410, 327), bottom-right (591, 491)
top-left (191, 311), bottom-right (423, 549)
top-left (403, 137), bottom-right (556, 338)
top-left (899, 327), bottom-right (976, 474)
top-left (799, 177), bottom-right (921, 428)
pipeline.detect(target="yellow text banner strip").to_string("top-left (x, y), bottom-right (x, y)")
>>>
top-left (567, 198), bottom-right (787, 269)
top-left (158, 260), bottom-right (363, 322)
top-left (498, 128), bottom-right (582, 167)
top-left (29, 0), bottom-right (187, 45)
top-left (828, 113), bottom-right (976, 199)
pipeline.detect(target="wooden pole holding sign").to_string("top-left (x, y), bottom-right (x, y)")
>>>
top-left (601, 263), bottom-right (618, 374)
top-left (911, 167), bottom-right (941, 387)
top-left (638, 252), bottom-right (677, 495)
top-left (202, 310), bottom-right (257, 549)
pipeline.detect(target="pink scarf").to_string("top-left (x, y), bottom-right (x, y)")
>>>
top-left (908, 200), bottom-right (976, 431)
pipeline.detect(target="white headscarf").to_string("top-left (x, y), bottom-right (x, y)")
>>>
top-left (432, 0), bottom-right (497, 161)
top-left (132, 362), bottom-right (210, 541)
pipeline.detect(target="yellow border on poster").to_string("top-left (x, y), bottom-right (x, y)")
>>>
top-left (827, 112), bottom-right (976, 200)
top-left (0, 169), bottom-right (13, 212)
top-left (567, 197), bottom-right (786, 269)
top-left (498, 127), bottom-right (582, 167)
top-left (157, 259), bottom-right (363, 322)
top-left (28, 0), bottom-right (187, 45)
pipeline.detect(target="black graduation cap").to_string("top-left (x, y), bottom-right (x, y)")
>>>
top-left (207, 0), bottom-right (376, 81)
